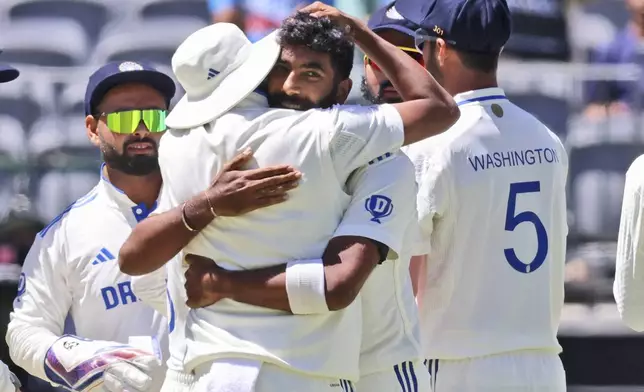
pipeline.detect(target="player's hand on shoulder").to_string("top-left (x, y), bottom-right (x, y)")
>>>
top-left (184, 254), bottom-right (229, 308)
top-left (206, 148), bottom-right (301, 216)
top-left (44, 335), bottom-right (161, 392)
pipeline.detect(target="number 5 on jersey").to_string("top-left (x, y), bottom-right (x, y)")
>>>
top-left (504, 181), bottom-right (549, 273)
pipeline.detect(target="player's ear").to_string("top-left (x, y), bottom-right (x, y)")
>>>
top-left (85, 115), bottom-right (101, 148)
top-left (335, 78), bottom-right (352, 105)
top-left (436, 38), bottom-right (449, 67)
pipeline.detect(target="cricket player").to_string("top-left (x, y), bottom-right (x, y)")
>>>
top-left (183, 8), bottom-right (429, 391)
top-left (361, 1), bottom-right (420, 106)
top-left (120, 6), bottom-right (458, 391)
top-left (5, 61), bottom-right (298, 392)
top-left (132, 12), bottom-right (428, 391)
top-left (5, 62), bottom-right (176, 392)
top-left (396, 0), bottom-right (569, 390)
top-left (0, 52), bottom-right (21, 392)
top-left (615, 155), bottom-right (644, 331)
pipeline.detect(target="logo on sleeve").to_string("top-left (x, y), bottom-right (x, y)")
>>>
top-left (16, 273), bottom-right (26, 297)
top-left (92, 248), bottom-right (115, 265)
top-left (365, 195), bottom-right (393, 224)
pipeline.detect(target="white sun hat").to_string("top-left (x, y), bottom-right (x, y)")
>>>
top-left (166, 23), bottom-right (281, 129)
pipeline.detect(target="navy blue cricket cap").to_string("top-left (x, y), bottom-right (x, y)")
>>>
top-left (84, 61), bottom-right (176, 116)
top-left (396, 0), bottom-right (512, 54)
top-left (0, 51), bottom-right (19, 84)
top-left (367, 1), bottom-right (419, 37)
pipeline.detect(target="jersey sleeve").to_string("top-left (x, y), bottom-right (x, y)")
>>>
top-left (614, 156), bottom-right (644, 331)
top-left (333, 152), bottom-right (417, 259)
top-left (326, 104), bottom-right (404, 181)
top-left (6, 231), bottom-right (73, 382)
top-left (130, 266), bottom-right (169, 317)
top-left (412, 152), bottom-right (451, 256)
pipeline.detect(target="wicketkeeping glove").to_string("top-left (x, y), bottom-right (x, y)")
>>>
top-left (44, 335), bottom-right (162, 392)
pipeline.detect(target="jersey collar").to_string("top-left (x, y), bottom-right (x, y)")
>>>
top-left (98, 163), bottom-right (158, 223)
top-left (453, 87), bottom-right (507, 107)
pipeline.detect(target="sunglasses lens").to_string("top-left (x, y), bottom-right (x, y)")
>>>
top-left (105, 110), bottom-right (167, 134)
top-left (106, 110), bottom-right (140, 134)
top-left (142, 109), bottom-right (167, 133)
top-left (366, 47), bottom-right (424, 72)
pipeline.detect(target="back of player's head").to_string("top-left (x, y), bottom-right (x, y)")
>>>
top-left (278, 12), bottom-right (354, 82)
top-left (397, 0), bottom-right (511, 74)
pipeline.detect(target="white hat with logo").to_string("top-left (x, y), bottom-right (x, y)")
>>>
top-left (166, 23), bottom-right (280, 129)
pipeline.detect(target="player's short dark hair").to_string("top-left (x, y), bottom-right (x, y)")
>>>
top-left (278, 12), bottom-right (354, 81)
top-left (429, 41), bottom-right (499, 73)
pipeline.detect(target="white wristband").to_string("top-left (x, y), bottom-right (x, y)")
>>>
top-left (285, 258), bottom-right (329, 314)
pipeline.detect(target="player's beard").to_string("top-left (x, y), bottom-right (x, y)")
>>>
top-left (267, 85), bottom-right (339, 111)
top-left (100, 135), bottom-right (160, 176)
top-left (360, 77), bottom-right (402, 104)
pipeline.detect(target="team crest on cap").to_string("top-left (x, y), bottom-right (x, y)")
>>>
top-left (385, 5), bottom-right (405, 20)
top-left (119, 61), bottom-right (143, 72)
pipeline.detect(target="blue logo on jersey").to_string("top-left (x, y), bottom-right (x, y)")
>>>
top-left (16, 273), bottom-right (26, 297)
top-left (92, 248), bottom-right (115, 265)
top-left (101, 281), bottom-right (138, 310)
top-left (365, 195), bottom-right (393, 224)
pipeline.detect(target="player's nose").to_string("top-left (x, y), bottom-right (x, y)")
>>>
top-left (133, 120), bottom-right (151, 137)
top-left (282, 72), bottom-right (300, 95)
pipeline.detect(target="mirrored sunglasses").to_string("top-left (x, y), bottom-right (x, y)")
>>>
top-left (99, 109), bottom-right (167, 134)
top-left (364, 46), bottom-right (425, 72)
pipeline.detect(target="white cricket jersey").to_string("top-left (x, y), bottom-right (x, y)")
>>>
top-left (130, 256), bottom-right (187, 373)
top-left (7, 167), bottom-right (168, 384)
top-left (403, 88), bottom-right (568, 360)
top-left (0, 360), bottom-right (15, 392)
top-left (335, 152), bottom-right (423, 375)
top-left (615, 155), bottom-right (644, 331)
top-left (156, 93), bottom-right (404, 380)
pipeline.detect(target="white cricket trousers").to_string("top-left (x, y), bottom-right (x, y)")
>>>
top-left (192, 358), bottom-right (355, 392)
top-left (424, 350), bottom-right (566, 392)
top-left (355, 360), bottom-right (430, 392)
top-left (160, 368), bottom-right (195, 392)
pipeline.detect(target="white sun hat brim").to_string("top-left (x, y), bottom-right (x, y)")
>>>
top-left (166, 30), bottom-right (280, 130)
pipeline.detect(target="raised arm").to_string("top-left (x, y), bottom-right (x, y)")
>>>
top-left (184, 153), bottom-right (418, 313)
top-left (302, 2), bottom-right (459, 145)
top-left (119, 149), bottom-right (301, 276)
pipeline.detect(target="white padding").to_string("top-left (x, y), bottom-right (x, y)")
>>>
top-left (285, 259), bottom-right (329, 315)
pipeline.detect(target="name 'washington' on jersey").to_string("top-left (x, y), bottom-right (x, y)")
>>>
top-left (403, 87), bottom-right (569, 360)
top-left (156, 93), bottom-right (405, 380)
top-left (7, 172), bottom-right (168, 382)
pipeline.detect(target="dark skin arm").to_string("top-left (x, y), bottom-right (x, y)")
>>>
top-left (118, 149), bottom-right (302, 276)
top-left (301, 2), bottom-right (459, 145)
top-left (184, 236), bottom-right (381, 312)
